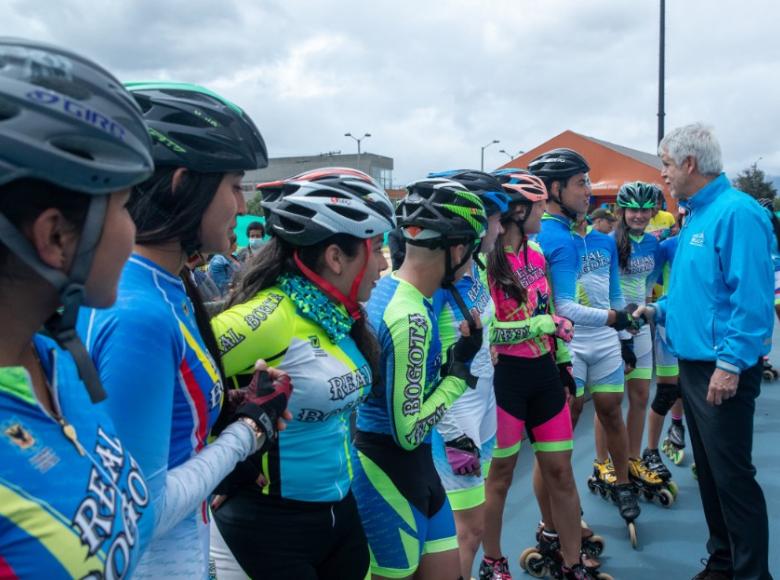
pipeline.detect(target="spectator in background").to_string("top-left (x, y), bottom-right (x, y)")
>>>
top-left (590, 207), bottom-right (617, 234)
top-left (638, 123), bottom-right (773, 580)
top-left (237, 220), bottom-right (266, 262)
top-left (647, 187), bottom-right (677, 241)
top-left (209, 237), bottom-right (242, 296)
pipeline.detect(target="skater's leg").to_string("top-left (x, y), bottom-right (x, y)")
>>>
top-left (451, 506), bottom-right (485, 580)
top-left (592, 391), bottom-right (630, 484)
top-left (536, 450), bottom-right (581, 567)
top-left (533, 457), bottom-right (553, 530)
top-left (625, 377), bottom-right (651, 458)
top-left (482, 453), bottom-right (518, 560)
top-left (648, 380), bottom-right (680, 449)
top-left (593, 413), bottom-right (609, 462)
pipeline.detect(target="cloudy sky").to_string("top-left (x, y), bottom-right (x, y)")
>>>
top-left (3, 0), bottom-right (779, 185)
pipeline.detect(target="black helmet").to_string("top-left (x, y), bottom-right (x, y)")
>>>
top-left (528, 148), bottom-right (590, 180)
top-left (126, 81), bottom-right (268, 172)
top-left (396, 178), bottom-right (487, 247)
top-left (616, 181), bottom-right (658, 209)
top-left (259, 173), bottom-right (395, 246)
top-left (0, 38), bottom-right (155, 403)
top-left (427, 169), bottom-right (509, 217)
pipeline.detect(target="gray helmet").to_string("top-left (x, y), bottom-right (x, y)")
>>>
top-left (260, 173), bottom-right (396, 246)
top-left (0, 38), bottom-right (155, 403)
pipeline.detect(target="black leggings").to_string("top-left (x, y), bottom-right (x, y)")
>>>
top-left (213, 490), bottom-right (368, 580)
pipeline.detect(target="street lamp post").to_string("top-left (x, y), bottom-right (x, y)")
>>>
top-left (345, 132), bottom-right (371, 171)
top-left (480, 139), bottom-right (500, 171)
top-left (498, 149), bottom-right (513, 161)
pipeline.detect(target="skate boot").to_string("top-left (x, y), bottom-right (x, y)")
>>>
top-left (610, 483), bottom-right (640, 548)
top-left (628, 456), bottom-right (675, 507)
top-left (662, 420), bottom-right (686, 465)
top-left (536, 520), bottom-right (605, 567)
top-left (639, 449), bottom-right (679, 502)
top-left (519, 529), bottom-right (561, 577)
top-left (479, 555), bottom-right (512, 580)
top-left (560, 558), bottom-right (614, 580)
top-left (586, 458), bottom-right (616, 500)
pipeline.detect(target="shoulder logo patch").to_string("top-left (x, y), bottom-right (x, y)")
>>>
top-left (690, 232), bottom-right (705, 247)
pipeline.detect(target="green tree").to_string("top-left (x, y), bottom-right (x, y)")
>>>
top-left (732, 163), bottom-right (777, 200)
top-left (246, 191), bottom-right (264, 216)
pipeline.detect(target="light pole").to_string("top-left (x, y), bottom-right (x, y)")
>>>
top-left (498, 149), bottom-right (513, 161)
top-left (480, 139), bottom-right (500, 171)
top-left (345, 132), bottom-right (371, 171)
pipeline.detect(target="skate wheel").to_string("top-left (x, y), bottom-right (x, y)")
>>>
top-left (518, 546), bottom-right (538, 571)
top-left (658, 488), bottom-right (674, 507)
top-left (673, 449), bottom-right (684, 465)
top-left (580, 518), bottom-right (588, 529)
top-left (597, 573), bottom-right (614, 580)
top-left (586, 535), bottom-right (606, 557)
top-left (598, 486), bottom-right (607, 498)
top-left (587, 478), bottom-right (596, 493)
top-left (525, 552), bottom-right (547, 578)
top-left (667, 480), bottom-right (679, 497)
top-left (627, 522), bottom-right (638, 548)
top-left (762, 370), bottom-right (774, 381)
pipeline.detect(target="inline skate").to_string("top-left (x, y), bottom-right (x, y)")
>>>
top-left (519, 529), bottom-right (562, 578)
top-left (586, 458), bottom-right (616, 499)
top-left (630, 456), bottom-right (676, 507)
top-left (479, 555), bottom-right (512, 580)
top-left (662, 419), bottom-right (686, 465)
top-left (611, 483), bottom-right (640, 548)
top-left (531, 520), bottom-right (605, 565)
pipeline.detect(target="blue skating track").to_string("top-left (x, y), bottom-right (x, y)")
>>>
top-left (492, 327), bottom-right (780, 578)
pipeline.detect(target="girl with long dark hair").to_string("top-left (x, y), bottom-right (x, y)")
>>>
top-left (77, 83), bottom-right (290, 578)
top-left (210, 168), bottom-right (395, 579)
top-left (483, 174), bottom-right (607, 579)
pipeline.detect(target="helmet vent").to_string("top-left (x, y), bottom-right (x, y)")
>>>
top-left (163, 111), bottom-right (212, 128)
top-left (331, 205), bottom-right (368, 222)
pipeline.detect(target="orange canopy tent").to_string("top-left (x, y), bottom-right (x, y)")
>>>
top-left (498, 130), bottom-right (675, 213)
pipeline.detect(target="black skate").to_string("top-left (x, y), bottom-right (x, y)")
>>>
top-left (610, 483), bottom-right (639, 548)
top-left (662, 420), bottom-right (686, 465)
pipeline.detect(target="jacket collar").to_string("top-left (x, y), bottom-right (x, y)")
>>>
top-left (687, 173), bottom-right (728, 210)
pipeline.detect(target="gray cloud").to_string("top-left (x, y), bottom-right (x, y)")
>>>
top-left (3, 0), bottom-right (778, 183)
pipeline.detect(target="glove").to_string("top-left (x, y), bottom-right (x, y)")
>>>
top-left (441, 323), bottom-right (483, 389)
top-left (620, 339), bottom-right (637, 370)
top-left (444, 435), bottom-right (481, 476)
top-left (236, 370), bottom-right (292, 452)
top-left (552, 315), bottom-right (574, 342)
top-left (558, 362), bottom-right (577, 398)
top-left (609, 305), bottom-right (645, 332)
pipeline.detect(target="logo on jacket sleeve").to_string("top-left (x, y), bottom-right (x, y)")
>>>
top-left (690, 232), bottom-right (705, 247)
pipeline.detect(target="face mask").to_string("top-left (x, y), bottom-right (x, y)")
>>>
top-left (249, 238), bottom-right (265, 250)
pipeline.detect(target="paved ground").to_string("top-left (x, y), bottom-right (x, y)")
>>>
top-left (489, 327), bottom-right (780, 579)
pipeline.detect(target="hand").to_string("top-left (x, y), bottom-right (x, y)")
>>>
top-left (632, 304), bottom-right (656, 325)
top-left (552, 315), bottom-right (574, 342)
top-left (557, 362), bottom-right (577, 399)
top-left (454, 309), bottom-right (484, 364)
top-left (490, 345), bottom-right (498, 366)
top-left (707, 368), bottom-right (739, 405)
top-left (445, 434), bottom-right (481, 477)
top-left (236, 362), bottom-right (293, 452)
top-left (620, 339), bottom-right (636, 374)
top-left (442, 309), bottom-right (483, 388)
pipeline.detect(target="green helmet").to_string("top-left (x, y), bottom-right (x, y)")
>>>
top-left (396, 178), bottom-right (487, 247)
top-left (616, 181), bottom-right (658, 209)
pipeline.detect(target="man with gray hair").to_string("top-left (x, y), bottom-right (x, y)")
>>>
top-left (638, 123), bottom-right (773, 580)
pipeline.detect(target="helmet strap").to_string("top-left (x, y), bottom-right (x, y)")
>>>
top-left (292, 238), bottom-right (371, 321)
top-left (441, 240), bottom-right (479, 328)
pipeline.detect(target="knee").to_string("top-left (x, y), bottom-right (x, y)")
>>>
top-left (629, 386), bottom-right (649, 408)
top-left (651, 383), bottom-right (680, 415)
top-left (457, 522), bottom-right (485, 549)
top-left (487, 465), bottom-right (514, 495)
top-left (543, 463), bottom-right (576, 493)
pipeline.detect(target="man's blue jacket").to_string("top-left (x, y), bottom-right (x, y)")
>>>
top-left (656, 173), bottom-right (774, 373)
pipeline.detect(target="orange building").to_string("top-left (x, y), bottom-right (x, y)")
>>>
top-left (498, 130), bottom-right (675, 212)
